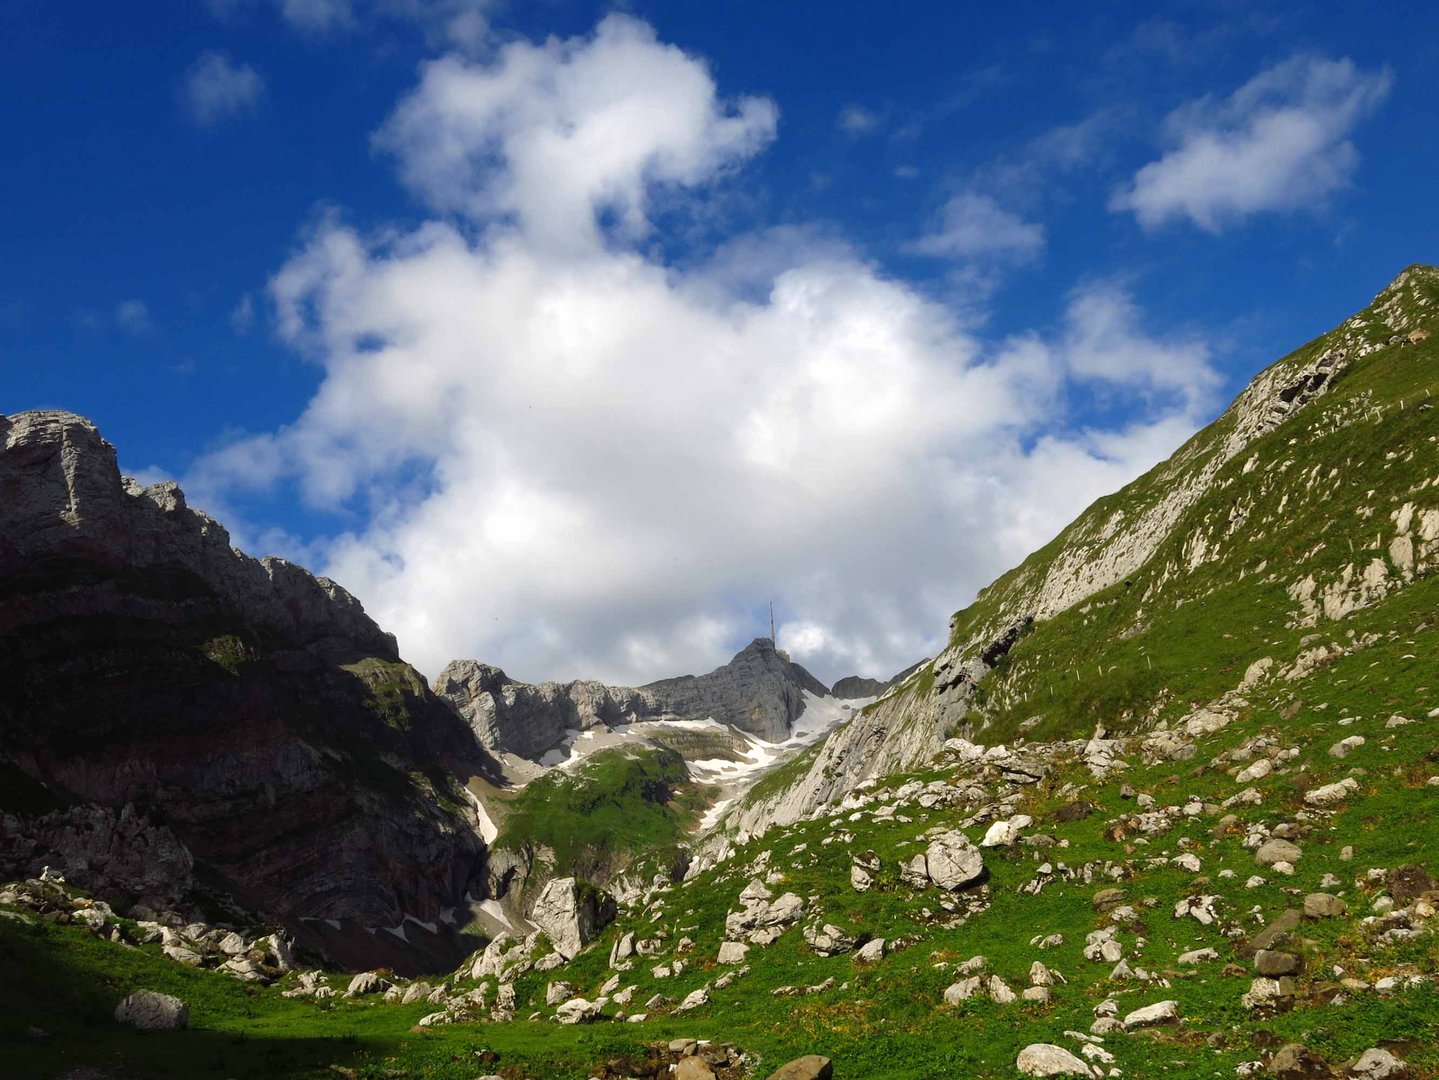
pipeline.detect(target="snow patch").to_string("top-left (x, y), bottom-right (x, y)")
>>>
top-left (467, 789), bottom-right (499, 844)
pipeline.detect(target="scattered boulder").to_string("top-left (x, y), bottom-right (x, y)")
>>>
top-left (1329, 736), bottom-right (1366, 758)
top-left (855, 938), bottom-right (886, 964)
top-left (1304, 778), bottom-right (1360, 807)
top-left (980, 814), bottom-right (1031, 848)
top-left (802, 923), bottom-right (858, 957)
top-left (1269, 1043), bottom-right (1329, 1078)
top-left (924, 831), bottom-right (985, 891)
top-left (674, 987), bottom-right (710, 1013)
top-left (1252, 909), bottom-right (1303, 951)
top-left (553, 997), bottom-right (601, 1024)
top-left (345, 972), bottom-right (391, 997)
top-left (1122, 1000), bottom-right (1179, 1030)
top-left (850, 851), bottom-right (880, 892)
top-left (1348, 1048), bottom-right (1408, 1079)
top-left (1303, 893), bottom-right (1347, 919)
top-left (1255, 950), bottom-right (1300, 977)
top-left (726, 891), bottom-right (806, 941)
top-left (1017, 1044), bottom-right (1097, 1077)
top-left (114, 990), bottom-right (188, 1030)
top-left (676, 1058), bottom-right (718, 1080)
top-left (1092, 888), bottom-right (1126, 912)
top-left (765, 1056), bottom-right (833, 1080)
top-left (717, 941), bottom-right (750, 965)
top-left (530, 877), bottom-right (616, 960)
top-left (1256, 839), bottom-right (1304, 868)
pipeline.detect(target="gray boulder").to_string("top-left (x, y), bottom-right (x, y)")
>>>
top-left (1256, 838), bottom-right (1303, 867)
top-left (1016, 1044), bottom-right (1096, 1077)
top-left (114, 990), bottom-right (188, 1030)
top-left (529, 877), bottom-right (616, 959)
top-left (764, 1057), bottom-right (833, 1080)
top-left (1349, 1048), bottom-right (1408, 1079)
top-left (925, 830), bottom-right (985, 890)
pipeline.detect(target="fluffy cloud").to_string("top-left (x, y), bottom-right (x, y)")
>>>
top-left (1112, 55), bottom-right (1392, 231)
top-left (373, 15), bottom-right (777, 252)
top-left (909, 192), bottom-right (1045, 263)
top-left (191, 17), bottom-right (1218, 687)
top-left (182, 51), bottom-right (265, 126)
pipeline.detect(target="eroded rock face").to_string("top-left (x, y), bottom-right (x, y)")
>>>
top-left (0, 411), bottom-right (494, 965)
top-left (0, 803), bottom-right (193, 911)
top-left (529, 877), bottom-right (617, 959)
top-left (438, 637), bottom-right (831, 756)
top-left (435, 661), bottom-right (657, 761)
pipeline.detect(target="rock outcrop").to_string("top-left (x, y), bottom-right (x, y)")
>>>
top-left (114, 990), bottom-right (189, 1030)
top-left (0, 411), bottom-right (495, 970)
top-left (829, 675), bottom-right (885, 699)
top-left (438, 637), bottom-right (830, 757)
top-left (529, 876), bottom-right (617, 959)
top-left (0, 803), bottom-right (194, 912)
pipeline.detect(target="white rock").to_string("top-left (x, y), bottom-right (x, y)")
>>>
top-left (1236, 759), bottom-right (1273, 784)
top-left (1349, 1047), bottom-right (1407, 1079)
top-left (114, 990), bottom-right (189, 1030)
top-left (1305, 777), bottom-right (1360, 807)
top-left (855, 938), bottom-right (886, 963)
top-left (1122, 999), bottom-right (1179, 1029)
top-left (981, 814), bottom-right (1033, 848)
top-left (925, 830), bottom-right (986, 891)
top-left (1329, 736), bottom-right (1366, 759)
top-left (673, 987), bottom-right (710, 1013)
top-left (716, 940), bottom-right (749, 965)
top-left (553, 997), bottom-right (601, 1024)
top-left (1016, 1043), bottom-right (1097, 1077)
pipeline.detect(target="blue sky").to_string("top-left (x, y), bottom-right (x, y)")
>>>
top-left (3, 1), bottom-right (1436, 686)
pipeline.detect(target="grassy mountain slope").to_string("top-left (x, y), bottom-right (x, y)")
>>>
top-left (719, 264), bottom-right (1439, 838)
top-left (7, 582), bottom-right (1438, 1076)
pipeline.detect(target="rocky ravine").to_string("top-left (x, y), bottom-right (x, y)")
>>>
top-left (437, 637), bottom-right (832, 759)
top-left (0, 410), bottom-right (497, 972)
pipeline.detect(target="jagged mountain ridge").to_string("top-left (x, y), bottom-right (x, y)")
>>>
top-left (437, 637), bottom-right (832, 760)
top-left (715, 263), bottom-right (1439, 845)
top-left (0, 411), bottom-right (498, 971)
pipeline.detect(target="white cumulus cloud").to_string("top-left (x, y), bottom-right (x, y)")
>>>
top-left (182, 51), bottom-right (266, 126)
top-left (373, 14), bottom-right (777, 253)
top-left (1112, 55), bottom-right (1392, 231)
top-left (909, 192), bottom-right (1045, 263)
top-left (189, 17), bottom-right (1220, 688)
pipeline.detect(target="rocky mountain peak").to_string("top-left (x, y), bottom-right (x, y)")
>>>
top-left (1, 410), bottom-right (493, 969)
top-left (438, 636), bottom-right (834, 762)
top-left (0, 409), bottom-right (397, 660)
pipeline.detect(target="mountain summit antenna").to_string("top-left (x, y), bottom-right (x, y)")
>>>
top-left (770, 601), bottom-right (776, 648)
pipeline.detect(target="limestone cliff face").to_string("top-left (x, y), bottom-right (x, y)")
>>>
top-left (437, 637), bottom-right (830, 758)
top-left (641, 638), bottom-right (830, 742)
top-left (721, 265), bottom-right (1439, 843)
top-left (434, 661), bottom-right (656, 761)
top-left (0, 411), bottom-right (493, 949)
